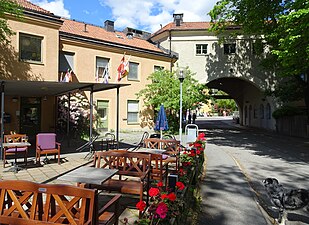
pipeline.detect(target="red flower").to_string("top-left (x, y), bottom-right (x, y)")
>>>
top-left (136, 201), bottom-right (146, 211)
top-left (176, 181), bottom-right (185, 190)
top-left (156, 202), bottom-right (168, 219)
top-left (149, 187), bottom-right (160, 197)
top-left (196, 150), bottom-right (201, 155)
top-left (161, 193), bottom-right (168, 199)
top-left (157, 181), bottom-right (163, 187)
top-left (167, 192), bottom-right (176, 201)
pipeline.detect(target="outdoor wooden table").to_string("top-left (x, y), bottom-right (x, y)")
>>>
top-left (57, 166), bottom-right (118, 185)
top-left (3, 142), bottom-right (31, 173)
top-left (134, 147), bottom-right (166, 155)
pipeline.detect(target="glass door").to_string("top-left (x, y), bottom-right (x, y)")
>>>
top-left (97, 100), bottom-right (108, 131)
top-left (20, 97), bottom-right (41, 138)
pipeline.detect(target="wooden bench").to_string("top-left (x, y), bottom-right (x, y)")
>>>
top-left (92, 150), bottom-right (151, 205)
top-left (3, 134), bottom-right (28, 168)
top-left (0, 179), bottom-right (121, 225)
top-left (143, 138), bottom-right (180, 171)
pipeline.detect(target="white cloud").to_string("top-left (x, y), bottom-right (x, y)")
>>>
top-left (99, 0), bottom-right (218, 32)
top-left (30, 0), bottom-right (70, 18)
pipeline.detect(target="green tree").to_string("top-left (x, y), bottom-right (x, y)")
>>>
top-left (0, 0), bottom-right (23, 44)
top-left (136, 67), bottom-right (208, 132)
top-left (214, 91), bottom-right (237, 115)
top-left (209, 0), bottom-right (309, 120)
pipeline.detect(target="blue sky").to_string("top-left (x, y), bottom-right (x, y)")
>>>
top-left (29, 0), bottom-right (219, 33)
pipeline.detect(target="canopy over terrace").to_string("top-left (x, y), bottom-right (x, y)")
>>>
top-left (0, 80), bottom-right (130, 159)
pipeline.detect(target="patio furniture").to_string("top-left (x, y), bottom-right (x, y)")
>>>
top-left (143, 138), bottom-right (180, 172)
top-left (92, 150), bottom-right (151, 216)
top-left (2, 134), bottom-right (29, 169)
top-left (0, 179), bottom-right (121, 225)
top-left (36, 133), bottom-right (61, 165)
top-left (128, 131), bottom-right (149, 151)
top-left (100, 132), bottom-right (117, 151)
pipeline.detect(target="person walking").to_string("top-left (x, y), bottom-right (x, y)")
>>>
top-left (192, 112), bottom-right (196, 124)
top-left (188, 113), bottom-right (192, 124)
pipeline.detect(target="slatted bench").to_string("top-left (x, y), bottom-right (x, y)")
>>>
top-left (0, 179), bottom-right (121, 225)
top-left (92, 150), bottom-right (151, 206)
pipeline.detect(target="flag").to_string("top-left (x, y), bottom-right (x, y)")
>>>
top-left (61, 69), bottom-right (73, 82)
top-left (117, 54), bottom-right (129, 81)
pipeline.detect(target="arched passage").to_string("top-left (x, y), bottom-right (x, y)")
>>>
top-left (206, 77), bottom-right (276, 130)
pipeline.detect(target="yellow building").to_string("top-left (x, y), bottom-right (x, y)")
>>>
top-left (1, 0), bottom-right (175, 139)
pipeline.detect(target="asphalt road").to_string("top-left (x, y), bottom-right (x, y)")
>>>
top-left (196, 117), bottom-right (309, 225)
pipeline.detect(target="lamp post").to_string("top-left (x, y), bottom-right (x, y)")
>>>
top-left (178, 68), bottom-right (185, 144)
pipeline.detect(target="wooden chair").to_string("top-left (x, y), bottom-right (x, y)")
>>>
top-left (36, 133), bottom-right (61, 165)
top-left (144, 138), bottom-right (180, 172)
top-left (3, 134), bottom-right (28, 168)
top-left (0, 179), bottom-right (121, 225)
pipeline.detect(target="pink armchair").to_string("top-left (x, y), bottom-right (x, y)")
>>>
top-left (36, 133), bottom-right (61, 165)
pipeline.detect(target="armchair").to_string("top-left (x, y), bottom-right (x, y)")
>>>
top-left (36, 133), bottom-right (61, 165)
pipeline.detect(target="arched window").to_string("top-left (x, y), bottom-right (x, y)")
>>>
top-left (266, 103), bottom-right (271, 119)
top-left (260, 104), bottom-right (264, 119)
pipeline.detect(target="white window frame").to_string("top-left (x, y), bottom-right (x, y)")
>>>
top-left (196, 44), bottom-right (208, 55)
top-left (19, 33), bottom-right (43, 63)
top-left (127, 100), bottom-right (139, 124)
top-left (128, 62), bottom-right (139, 80)
top-left (96, 57), bottom-right (110, 82)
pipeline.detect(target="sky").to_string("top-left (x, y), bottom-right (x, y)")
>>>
top-left (29, 0), bottom-right (219, 33)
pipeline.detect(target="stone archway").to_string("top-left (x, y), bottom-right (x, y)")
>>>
top-left (206, 77), bottom-right (276, 130)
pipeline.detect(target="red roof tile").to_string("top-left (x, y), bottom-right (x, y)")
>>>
top-left (13, 0), bottom-right (53, 15)
top-left (152, 21), bottom-right (212, 37)
top-left (60, 19), bottom-right (165, 54)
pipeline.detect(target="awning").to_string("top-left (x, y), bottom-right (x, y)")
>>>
top-left (0, 80), bottom-right (130, 159)
top-left (0, 80), bottom-right (129, 96)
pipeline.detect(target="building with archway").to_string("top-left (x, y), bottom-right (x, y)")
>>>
top-left (150, 13), bottom-right (278, 131)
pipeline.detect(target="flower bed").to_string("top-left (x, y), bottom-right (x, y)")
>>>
top-left (125, 133), bottom-right (206, 225)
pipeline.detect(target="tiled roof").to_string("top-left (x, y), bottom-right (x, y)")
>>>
top-left (60, 19), bottom-right (165, 54)
top-left (13, 0), bottom-right (53, 15)
top-left (152, 21), bottom-right (212, 37)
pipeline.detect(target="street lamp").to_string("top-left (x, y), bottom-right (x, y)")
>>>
top-left (178, 68), bottom-right (185, 144)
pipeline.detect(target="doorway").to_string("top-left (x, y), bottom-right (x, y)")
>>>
top-left (20, 97), bottom-right (41, 138)
top-left (97, 100), bottom-right (109, 131)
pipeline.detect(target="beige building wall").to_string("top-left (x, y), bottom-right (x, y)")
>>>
top-left (4, 16), bottom-right (60, 81)
top-left (2, 15), bottom-right (61, 134)
top-left (60, 40), bottom-right (171, 131)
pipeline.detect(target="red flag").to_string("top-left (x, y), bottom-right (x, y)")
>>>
top-left (117, 54), bottom-right (129, 81)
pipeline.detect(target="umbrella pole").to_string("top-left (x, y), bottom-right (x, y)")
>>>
top-left (160, 130), bottom-right (163, 149)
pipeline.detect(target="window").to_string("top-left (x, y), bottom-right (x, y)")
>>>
top-left (266, 103), bottom-right (271, 119)
top-left (196, 44), bottom-right (208, 55)
top-left (97, 100), bottom-right (109, 130)
top-left (59, 51), bottom-right (74, 72)
top-left (224, 43), bottom-right (236, 54)
top-left (154, 65), bottom-right (164, 71)
top-left (253, 105), bottom-right (258, 119)
top-left (19, 33), bottom-right (43, 63)
top-left (128, 62), bottom-right (139, 80)
top-left (127, 100), bottom-right (139, 123)
top-left (96, 57), bottom-right (110, 82)
top-left (260, 104), bottom-right (264, 119)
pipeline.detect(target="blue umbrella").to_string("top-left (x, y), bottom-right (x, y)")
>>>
top-left (154, 104), bottom-right (169, 139)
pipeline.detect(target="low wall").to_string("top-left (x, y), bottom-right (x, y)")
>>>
top-left (276, 115), bottom-right (309, 138)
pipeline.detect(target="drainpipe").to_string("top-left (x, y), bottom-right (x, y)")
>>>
top-left (169, 30), bottom-right (172, 72)
top-left (0, 82), bottom-right (4, 160)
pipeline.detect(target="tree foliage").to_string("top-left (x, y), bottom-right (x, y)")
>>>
top-left (209, 0), bottom-right (309, 119)
top-left (0, 0), bottom-right (23, 44)
top-left (136, 68), bottom-right (208, 132)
